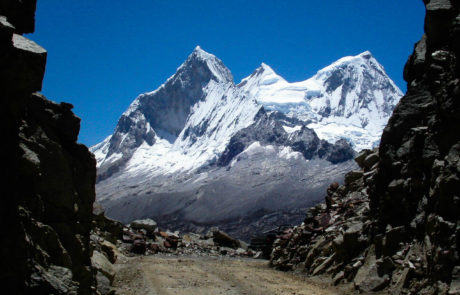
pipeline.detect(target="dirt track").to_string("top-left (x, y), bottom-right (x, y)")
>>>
top-left (113, 255), bottom-right (353, 295)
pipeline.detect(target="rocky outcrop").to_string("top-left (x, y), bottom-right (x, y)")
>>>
top-left (93, 202), bottom-right (123, 245)
top-left (218, 109), bottom-right (355, 166)
top-left (270, 1), bottom-right (460, 294)
top-left (0, 0), bottom-right (36, 34)
top-left (91, 203), bottom-right (125, 295)
top-left (270, 149), bottom-right (376, 278)
top-left (1, 1), bottom-right (97, 294)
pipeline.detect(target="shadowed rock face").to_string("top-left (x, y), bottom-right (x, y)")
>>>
top-left (369, 0), bottom-right (460, 290)
top-left (271, 1), bottom-right (460, 294)
top-left (0, 0), bottom-right (36, 34)
top-left (218, 109), bottom-right (355, 167)
top-left (1, 2), bottom-right (97, 294)
top-left (97, 48), bottom-right (234, 182)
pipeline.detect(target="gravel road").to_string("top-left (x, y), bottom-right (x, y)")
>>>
top-left (112, 255), bottom-right (353, 295)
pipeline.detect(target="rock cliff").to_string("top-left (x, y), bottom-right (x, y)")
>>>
top-left (1, 1), bottom-right (97, 294)
top-left (270, 1), bottom-right (460, 294)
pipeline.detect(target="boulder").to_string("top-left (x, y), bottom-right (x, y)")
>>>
top-left (2, 34), bottom-right (47, 94)
top-left (91, 250), bottom-right (115, 283)
top-left (130, 219), bottom-right (157, 233)
top-left (354, 149), bottom-right (372, 168)
top-left (391, 267), bottom-right (412, 294)
top-left (354, 248), bottom-right (390, 292)
top-left (100, 240), bottom-right (119, 264)
top-left (163, 240), bottom-right (173, 249)
top-left (333, 222), bottom-right (367, 261)
top-left (333, 271), bottom-right (344, 285)
top-left (212, 229), bottom-right (241, 249)
top-left (344, 170), bottom-right (363, 185)
top-left (312, 254), bottom-right (336, 276)
top-left (148, 243), bottom-right (160, 254)
top-left (130, 239), bottom-right (146, 254)
top-left (29, 265), bottom-right (79, 295)
top-left (382, 226), bottom-right (405, 256)
top-left (362, 152), bottom-right (379, 169)
top-left (449, 266), bottom-right (460, 295)
top-left (95, 271), bottom-right (115, 295)
top-left (166, 236), bottom-right (179, 249)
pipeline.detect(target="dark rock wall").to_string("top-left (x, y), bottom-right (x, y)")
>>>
top-left (374, 0), bottom-right (460, 229)
top-left (370, 0), bottom-right (460, 291)
top-left (271, 1), bottom-right (460, 294)
top-left (1, 1), bottom-right (96, 294)
top-left (0, 0), bottom-right (36, 34)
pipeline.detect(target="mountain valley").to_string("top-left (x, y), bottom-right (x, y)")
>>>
top-left (5, 1), bottom-right (459, 294)
top-left (92, 47), bottom-right (402, 239)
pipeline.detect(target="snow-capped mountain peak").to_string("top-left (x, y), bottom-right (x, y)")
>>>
top-left (240, 62), bottom-right (286, 87)
top-left (92, 48), bottom-right (403, 181)
top-left (234, 51), bottom-right (403, 151)
top-left (314, 50), bottom-right (387, 82)
top-left (177, 45), bottom-right (234, 84)
top-left (191, 45), bottom-right (212, 58)
top-left (93, 47), bottom-right (236, 180)
top-left (302, 51), bottom-right (403, 150)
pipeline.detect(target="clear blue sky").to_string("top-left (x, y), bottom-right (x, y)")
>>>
top-left (29, 1), bottom-right (425, 146)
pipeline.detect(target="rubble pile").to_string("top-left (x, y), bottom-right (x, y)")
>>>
top-left (117, 220), bottom-right (260, 258)
top-left (90, 203), bottom-right (124, 295)
top-left (270, 149), bottom-right (378, 289)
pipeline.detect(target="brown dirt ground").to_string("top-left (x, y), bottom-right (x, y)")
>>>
top-left (112, 255), bottom-right (356, 295)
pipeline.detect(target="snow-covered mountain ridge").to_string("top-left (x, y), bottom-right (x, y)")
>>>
top-left (93, 46), bottom-right (401, 178)
top-left (239, 51), bottom-right (403, 151)
top-left (91, 46), bottom-right (402, 239)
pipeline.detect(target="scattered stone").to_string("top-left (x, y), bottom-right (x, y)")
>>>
top-left (354, 248), bottom-right (390, 292)
top-left (212, 229), bottom-right (241, 249)
top-left (362, 152), bottom-right (379, 169)
top-left (101, 240), bottom-right (119, 264)
top-left (130, 219), bottom-right (157, 234)
top-left (91, 250), bottom-right (116, 283)
top-left (333, 271), bottom-right (344, 285)
top-left (354, 149), bottom-right (372, 168)
top-left (95, 271), bottom-right (115, 295)
top-left (449, 266), bottom-right (460, 295)
top-left (148, 243), bottom-right (160, 254)
top-left (130, 239), bottom-right (146, 255)
top-left (344, 170), bottom-right (363, 185)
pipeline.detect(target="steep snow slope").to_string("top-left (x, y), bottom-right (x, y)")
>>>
top-left (94, 46), bottom-right (241, 179)
top-left (238, 51), bottom-right (403, 151)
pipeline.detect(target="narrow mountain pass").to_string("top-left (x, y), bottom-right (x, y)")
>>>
top-left (113, 255), bottom-right (353, 295)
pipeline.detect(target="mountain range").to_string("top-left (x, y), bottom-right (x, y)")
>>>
top-left (91, 46), bottom-right (403, 240)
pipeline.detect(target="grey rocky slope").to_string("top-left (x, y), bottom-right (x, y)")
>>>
top-left (92, 41), bottom-right (402, 241)
top-left (270, 1), bottom-right (460, 294)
